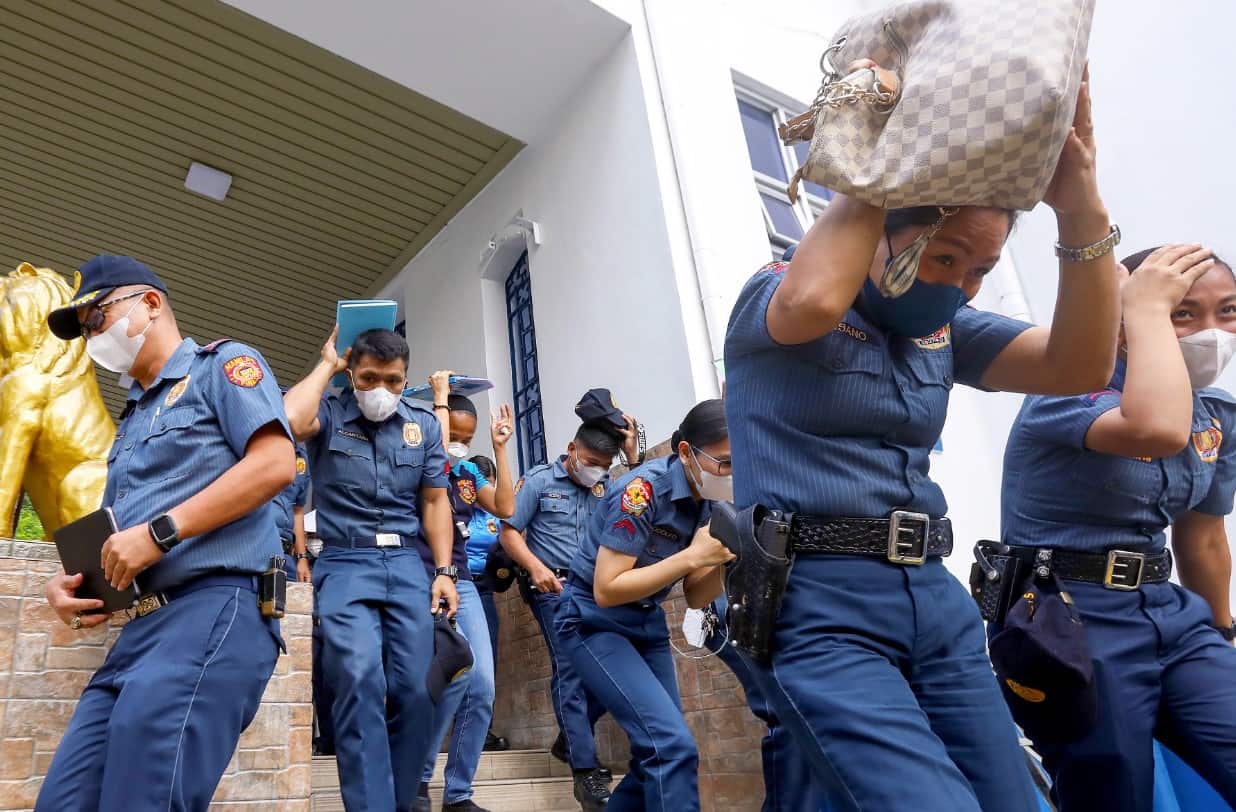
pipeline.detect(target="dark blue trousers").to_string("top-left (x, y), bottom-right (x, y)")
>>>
top-left (36, 577), bottom-right (280, 812)
top-left (524, 583), bottom-right (606, 769)
top-left (993, 581), bottom-right (1236, 812)
top-left (710, 601), bottom-right (830, 812)
top-left (474, 571), bottom-right (501, 671)
top-left (557, 584), bottom-right (699, 812)
top-left (314, 546), bottom-right (435, 812)
top-left (748, 556), bottom-right (1039, 812)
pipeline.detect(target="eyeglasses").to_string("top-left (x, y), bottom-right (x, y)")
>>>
top-left (692, 446), bottom-right (732, 475)
top-left (79, 290), bottom-right (151, 338)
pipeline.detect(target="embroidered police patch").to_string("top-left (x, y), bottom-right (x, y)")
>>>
top-left (1193, 425), bottom-right (1222, 464)
top-left (296, 455), bottom-right (307, 475)
top-left (164, 375), bottom-right (191, 406)
top-left (458, 478), bottom-right (477, 504)
top-left (403, 422), bottom-right (423, 448)
top-left (912, 326), bottom-right (951, 350)
top-left (222, 355), bottom-right (263, 388)
top-left (487, 518), bottom-right (498, 534)
top-left (620, 478), bottom-right (653, 516)
top-left (591, 482), bottom-right (605, 498)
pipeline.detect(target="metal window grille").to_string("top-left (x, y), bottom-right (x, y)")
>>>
top-left (504, 251), bottom-right (547, 472)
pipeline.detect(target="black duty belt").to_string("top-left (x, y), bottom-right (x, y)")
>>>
top-left (518, 566), bottom-right (570, 581)
top-left (1006, 545), bottom-right (1171, 590)
top-left (134, 574), bottom-right (259, 618)
top-left (790, 511), bottom-right (952, 565)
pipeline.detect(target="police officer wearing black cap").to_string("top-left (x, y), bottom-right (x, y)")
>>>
top-left (38, 255), bottom-right (295, 811)
top-left (498, 388), bottom-right (638, 809)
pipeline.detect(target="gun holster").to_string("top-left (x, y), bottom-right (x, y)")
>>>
top-left (710, 502), bottom-right (793, 664)
top-left (969, 540), bottom-right (1033, 625)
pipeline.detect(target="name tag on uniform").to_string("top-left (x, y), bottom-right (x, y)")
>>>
top-left (376, 533), bottom-right (401, 547)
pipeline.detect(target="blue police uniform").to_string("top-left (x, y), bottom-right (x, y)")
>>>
top-left (272, 442), bottom-right (310, 578)
top-left (38, 338), bottom-right (288, 812)
top-left (706, 595), bottom-right (830, 812)
top-left (417, 459), bottom-right (498, 805)
top-left (1000, 359), bottom-right (1236, 810)
top-left (556, 455), bottom-right (709, 811)
top-left (502, 456), bottom-right (608, 770)
top-left (723, 261), bottom-right (1041, 812)
top-left (307, 389), bottom-right (449, 812)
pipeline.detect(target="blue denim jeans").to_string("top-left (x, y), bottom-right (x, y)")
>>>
top-left (419, 580), bottom-right (497, 803)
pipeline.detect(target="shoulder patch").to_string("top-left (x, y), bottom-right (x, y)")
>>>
top-left (164, 375), bottom-right (191, 406)
top-left (620, 477), bottom-right (653, 516)
top-left (1193, 425), bottom-right (1222, 464)
top-left (222, 355), bottom-right (264, 388)
top-left (296, 455), bottom-right (307, 475)
top-left (458, 478), bottom-right (477, 504)
top-left (403, 422), bottom-right (423, 448)
top-left (912, 326), bottom-right (951, 350)
top-left (763, 260), bottom-right (789, 275)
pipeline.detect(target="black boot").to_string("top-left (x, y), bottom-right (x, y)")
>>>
top-left (573, 768), bottom-right (612, 810)
top-left (483, 729), bottom-right (510, 752)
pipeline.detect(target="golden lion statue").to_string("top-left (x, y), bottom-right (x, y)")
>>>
top-left (0, 263), bottom-right (112, 540)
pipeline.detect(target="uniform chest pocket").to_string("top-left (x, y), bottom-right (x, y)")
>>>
top-left (327, 434), bottom-right (374, 487)
top-left (139, 408), bottom-right (198, 479)
top-left (539, 497), bottom-right (570, 514)
top-left (635, 534), bottom-right (681, 567)
top-left (811, 338), bottom-right (885, 378)
top-left (391, 445), bottom-right (426, 492)
top-left (1073, 452), bottom-right (1162, 502)
top-left (905, 349), bottom-right (954, 389)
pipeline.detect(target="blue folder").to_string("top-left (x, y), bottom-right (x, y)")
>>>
top-left (403, 376), bottom-right (494, 401)
top-left (333, 299), bottom-right (397, 387)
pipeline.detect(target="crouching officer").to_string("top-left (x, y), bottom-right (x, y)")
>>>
top-left (272, 438), bottom-right (312, 582)
top-left (284, 326), bottom-right (457, 812)
top-left (38, 255), bottom-right (294, 811)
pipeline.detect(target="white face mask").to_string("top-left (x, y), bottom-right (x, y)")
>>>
top-left (353, 382), bottom-right (402, 422)
top-left (688, 448), bottom-right (734, 502)
top-left (447, 442), bottom-right (470, 462)
top-left (1178, 328), bottom-right (1236, 389)
top-left (85, 299), bottom-right (151, 373)
top-left (571, 455), bottom-right (608, 488)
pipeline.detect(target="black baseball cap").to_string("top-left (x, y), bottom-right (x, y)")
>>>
top-left (988, 577), bottom-right (1098, 743)
top-left (426, 612), bottom-right (474, 704)
top-left (575, 388), bottom-right (626, 429)
top-left (47, 255), bottom-right (168, 341)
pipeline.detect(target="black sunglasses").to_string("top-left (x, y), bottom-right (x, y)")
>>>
top-left (79, 290), bottom-right (152, 338)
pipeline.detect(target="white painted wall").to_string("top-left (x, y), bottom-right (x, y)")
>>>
top-left (382, 34), bottom-right (697, 465)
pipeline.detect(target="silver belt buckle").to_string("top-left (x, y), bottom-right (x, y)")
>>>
top-left (1104, 550), bottom-right (1145, 590)
top-left (375, 533), bottom-right (401, 548)
top-left (887, 510), bottom-right (929, 566)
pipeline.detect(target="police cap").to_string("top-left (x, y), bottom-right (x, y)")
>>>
top-left (48, 255), bottom-right (168, 341)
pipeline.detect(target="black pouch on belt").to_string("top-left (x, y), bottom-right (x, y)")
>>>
top-left (970, 540), bottom-right (1033, 625)
top-left (710, 502), bottom-right (792, 664)
top-left (260, 555), bottom-right (288, 619)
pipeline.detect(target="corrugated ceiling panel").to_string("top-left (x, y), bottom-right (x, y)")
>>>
top-left (0, 0), bottom-right (522, 417)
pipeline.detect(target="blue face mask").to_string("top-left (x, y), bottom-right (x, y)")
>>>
top-left (861, 277), bottom-right (966, 338)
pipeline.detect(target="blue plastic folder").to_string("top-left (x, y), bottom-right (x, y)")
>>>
top-left (333, 299), bottom-right (397, 387)
top-left (403, 376), bottom-right (494, 401)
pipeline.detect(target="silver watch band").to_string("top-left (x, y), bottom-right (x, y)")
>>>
top-left (1055, 224), bottom-right (1121, 262)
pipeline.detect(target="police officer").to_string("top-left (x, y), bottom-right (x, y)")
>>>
top-left (724, 69), bottom-right (1121, 811)
top-left (283, 327), bottom-right (457, 812)
top-left (38, 255), bottom-right (294, 811)
top-left (997, 245), bottom-right (1236, 810)
top-left (498, 388), bottom-right (637, 809)
top-left (413, 377), bottom-right (516, 812)
top-left (272, 438), bottom-right (312, 581)
top-left (556, 399), bottom-right (733, 811)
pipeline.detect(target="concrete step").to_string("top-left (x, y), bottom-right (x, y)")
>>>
top-left (311, 752), bottom-right (618, 812)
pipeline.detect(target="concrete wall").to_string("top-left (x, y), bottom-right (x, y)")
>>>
top-left (0, 542), bottom-right (313, 812)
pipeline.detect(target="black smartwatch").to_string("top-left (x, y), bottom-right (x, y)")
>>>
top-left (148, 514), bottom-right (180, 553)
top-left (1214, 621), bottom-right (1236, 642)
top-left (434, 565), bottom-right (459, 583)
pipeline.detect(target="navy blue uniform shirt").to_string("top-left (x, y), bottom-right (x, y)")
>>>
top-left (1003, 360), bottom-right (1236, 552)
top-left (725, 261), bottom-right (1032, 518)
top-left (416, 459), bottom-right (489, 579)
top-left (272, 442), bottom-right (310, 542)
top-left (104, 338), bottom-right (291, 593)
top-left (503, 456), bottom-right (607, 571)
top-left (306, 390), bottom-right (449, 544)
top-left (570, 455), bottom-right (710, 604)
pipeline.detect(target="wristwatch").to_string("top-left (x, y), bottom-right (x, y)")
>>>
top-left (1055, 224), bottom-right (1121, 262)
top-left (293, 553), bottom-right (311, 562)
top-left (434, 565), bottom-right (459, 583)
top-left (148, 514), bottom-right (180, 553)
top-left (1214, 621), bottom-right (1236, 642)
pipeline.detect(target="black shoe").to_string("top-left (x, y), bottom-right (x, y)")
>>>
top-left (574, 768), bottom-right (612, 810)
top-left (551, 732), bottom-right (569, 764)
top-left (483, 730), bottom-right (510, 752)
top-left (595, 766), bottom-right (612, 781)
top-left (443, 801), bottom-right (491, 812)
top-left (410, 782), bottom-right (431, 812)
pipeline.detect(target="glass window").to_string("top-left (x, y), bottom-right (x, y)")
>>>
top-left (791, 142), bottom-right (835, 201)
top-left (738, 100), bottom-right (788, 182)
top-left (761, 193), bottom-right (804, 241)
top-left (505, 252), bottom-right (548, 472)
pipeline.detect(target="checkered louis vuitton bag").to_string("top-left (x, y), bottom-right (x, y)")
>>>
top-left (781, 0), bottom-right (1095, 213)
